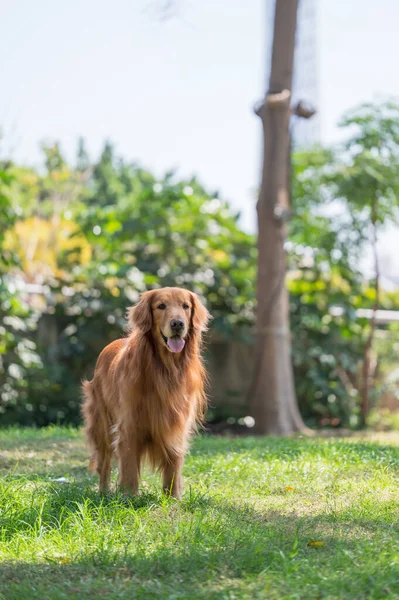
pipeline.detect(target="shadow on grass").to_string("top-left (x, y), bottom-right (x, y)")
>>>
top-left (1, 485), bottom-right (398, 599)
top-left (1, 556), bottom-right (398, 600)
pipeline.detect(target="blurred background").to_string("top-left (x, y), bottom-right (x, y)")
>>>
top-left (1, 0), bottom-right (399, 432)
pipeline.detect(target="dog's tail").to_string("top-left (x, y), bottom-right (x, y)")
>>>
top-left (81, 379), bottom-right (111, 472)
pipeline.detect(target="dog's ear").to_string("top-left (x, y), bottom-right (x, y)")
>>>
top-left (127, 291), bottom-right (153, 333)
top-left (190, 292), bottom-right (211, 333)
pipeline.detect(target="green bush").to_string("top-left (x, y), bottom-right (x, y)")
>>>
top-left (2, 102), bottom-right (399, 428)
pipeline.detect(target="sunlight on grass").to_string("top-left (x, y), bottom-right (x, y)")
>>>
top-left (0, 429), bottom-right (399, 599)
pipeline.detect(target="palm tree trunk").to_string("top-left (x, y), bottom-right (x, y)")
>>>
top-left (250, 0), bottom-right (306, 434)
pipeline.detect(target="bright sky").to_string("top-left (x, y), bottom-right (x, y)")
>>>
top-left (1, 0), bottom-right (399, 268)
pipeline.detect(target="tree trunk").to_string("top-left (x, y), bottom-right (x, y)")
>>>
top-left (250, 0), bottom-right (306, 435)
top-left (360, 205), bottom-right (379, 427)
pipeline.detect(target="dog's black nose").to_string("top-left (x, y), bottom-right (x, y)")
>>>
top-left (170, 319), bottom-right (184, 333)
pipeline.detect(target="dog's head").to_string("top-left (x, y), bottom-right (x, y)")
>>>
top-left (128, 287), bottom-right (210, 353)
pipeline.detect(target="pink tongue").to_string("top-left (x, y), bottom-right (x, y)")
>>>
top-left (167, 337), bottom-right (185, 353)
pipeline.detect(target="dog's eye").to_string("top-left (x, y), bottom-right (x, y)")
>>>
top-left (157, 303), bottom-right (166, 310)
top-left (182, 303), bottom-right (190, 310)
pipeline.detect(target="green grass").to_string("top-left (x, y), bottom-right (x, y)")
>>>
top-left (1, 428), bottom-right (399, 599)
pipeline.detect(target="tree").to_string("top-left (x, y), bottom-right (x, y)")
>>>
top-left (289, 104), bottom-right (399, 428)
top-left (289, 147), bottom-right (366, 427)
top-left (327, 102), bottom-right (399, 425)
top-left (1, 140), bottom-right (257, 425)
top-left (0, 163), bottom-right (44, 422)
top-left (78, 146), bottom-right (256, 332)
top-left (249, 0), bottom-right (306, 434)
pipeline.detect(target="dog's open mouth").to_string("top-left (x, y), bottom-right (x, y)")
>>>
top-left (161, 332), bottom-right (185, 353)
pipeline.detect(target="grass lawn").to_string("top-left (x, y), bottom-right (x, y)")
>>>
top-left (0, 428), bottom-right (399, 599)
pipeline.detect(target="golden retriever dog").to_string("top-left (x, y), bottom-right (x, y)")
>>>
top-left (81, 287), bottom-right (210, 498)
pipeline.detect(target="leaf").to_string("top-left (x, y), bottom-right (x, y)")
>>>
top-left (307, 541), bottom-right (324, 547)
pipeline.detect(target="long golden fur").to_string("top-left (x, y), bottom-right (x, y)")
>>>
top-left (81, 287), bottom-right (210, 498)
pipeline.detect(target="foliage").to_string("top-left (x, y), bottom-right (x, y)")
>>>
top-left (288, 148), bottom-right (365, 426)
top-left (1, 142), bottom-right (256, 425)
top-left (336, 101), bottom-right (399, 224)
top-left (1, 428), bottom-right (399, 598)
top-left (0, 164), bottom-right (46, 423)
top-left (77, 144), bottom-right (256, 332)
top-left (288, 102), bottom-right (399, 426)
top-left (4, 216), bottom-right (92, 282)
top-left (2, 100), bottom-right (399, 427)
